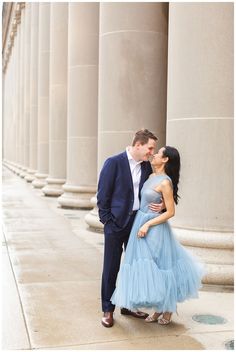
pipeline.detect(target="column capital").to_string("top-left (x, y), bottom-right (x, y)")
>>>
top-left (15, 3), bottom-right (21, 22)
top-left (2, 2), bottom-right (26, 72)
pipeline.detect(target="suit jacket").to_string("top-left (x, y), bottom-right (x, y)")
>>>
top-left (97, 151), bottom-right (153, 231)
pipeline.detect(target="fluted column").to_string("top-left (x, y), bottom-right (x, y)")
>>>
top-left (15, 6), bottom-right (22, 173)
top-left (32, 3), bottom-right (50, 189)
top-left (85, 3), bottom-right (168, 230)
top-left (2, 73), bottom-right (5, 162)
top-left (17, 5), bottom-right (25, 174)
top-left (58, 3), bottom-right (99, 208)
top-left (8, 3), bottom-right (23, 174)
top-left (3, 61), bottom-right (11, 165)
top-left (3, 34), bottom-right (8, 165)
top-left (4, 71), bottom-right (9, 163)
top-left (25, 3), bottom-right (39, 182)
top-left (2, 4), bottom-right (21, 171)
top-left (42, 3), bottom-right (68, 196)
top-left (7, 47), bottom-right (14, 164)
top-left (11, 21), bottom-right (17, 170)
top-left (167, 3), bottom-right (234, 285)
top-left (20, 4), bottom-right (31, 178)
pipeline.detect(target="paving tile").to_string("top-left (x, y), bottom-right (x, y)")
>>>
top-left (174, 291), bottom-right (234, 333)
top-left (3, 217), bottom-right (69, 233)
top-left (9, 247), bottom-right (102, 284)
top-left (2, 208), bottom-right (63, 219)
top-left (44, 335), bottom-right (204, 350)
top-left (189, 331), bottom-right (234, 350)
top-left (18, 280), bottom-right (188, 349)
top-left (4, 230), bottom-right (92, 251)
top-left (2, 248), bottom-right (30, 350)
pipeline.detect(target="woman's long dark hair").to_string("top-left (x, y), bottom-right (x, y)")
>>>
top-left (162, 146), bottom-right (181, 204)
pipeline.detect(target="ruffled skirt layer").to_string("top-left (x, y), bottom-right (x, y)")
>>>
top-left (111, 210), bottom-right (204, 312)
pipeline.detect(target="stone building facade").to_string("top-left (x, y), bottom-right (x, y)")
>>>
top-left (2, 2), bottom-right (234, 286)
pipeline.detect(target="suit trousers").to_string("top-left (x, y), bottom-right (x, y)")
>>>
top-left (101, 212), bottom-right (137, 312)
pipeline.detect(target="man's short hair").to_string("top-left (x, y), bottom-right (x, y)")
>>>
top-left (132, 129), bottom-right (158, 146)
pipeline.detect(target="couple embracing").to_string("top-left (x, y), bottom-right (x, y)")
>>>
top-left (97, 129), bottom-right (203, 328)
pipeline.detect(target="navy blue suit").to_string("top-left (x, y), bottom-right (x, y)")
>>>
top-left (97, 151), bottom-right (152, 312)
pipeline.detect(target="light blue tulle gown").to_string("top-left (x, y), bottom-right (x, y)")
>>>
top-left (111, 174), bottom-right (204, 313)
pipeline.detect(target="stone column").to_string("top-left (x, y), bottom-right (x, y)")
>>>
top-left (85, 3), bottom-right (169, 230)
top-left (25, 3), bottom-right (39, 182)
top-left (2, 40), bottom-right (8, 165)
top-left (2, 4), bottom-right (21, 172)
top-left (20, 4), bottom-right (31, 178)
top-left (2, 72), bottom-right (5, 162)
top-left (21, 3), bottom-right (31, 179)
top-left (3, 71), bottom-right (9, 164)
top-left (42, 3), bottom-right (68, 196)
top-left (3, 62), bottom-right (11, 165)
top-left (9, 60), bottom-right (14, 164)
top-left (167, 3), bottom-right (234, 285)
top-left (32, 3), bottom-right (50, 189)
top-left (11, 21), bottom-right (17, 170)
top-left (16, 4), bottom-right (25, 175)
top-left (12, 7), bottom-right (20, 172)
top-left (58, 3), bottom-right (99, 208)
top-left (17, 4), bottom-right (25, 175)
top-left (15, 6), bottom-right (22, 173)
top-left (8, 48), bottom-right (14, 164)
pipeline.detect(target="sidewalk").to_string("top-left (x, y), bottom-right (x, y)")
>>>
top-left (2, 166), bottom-right (234, 350)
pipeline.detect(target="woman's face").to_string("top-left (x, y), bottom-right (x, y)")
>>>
top-left (151, 147), bottom-right (166, 166)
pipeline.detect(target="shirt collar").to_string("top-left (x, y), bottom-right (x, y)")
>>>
top-left (126, 147), bottom-right (142, 165)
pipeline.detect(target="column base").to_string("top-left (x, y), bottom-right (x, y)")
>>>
top-left (203, 263), bottom-right (233, 286)
top-left (32, 173), bottom-right (48, 189)
top-left (84, 196), bottom-right (104, 232)
top-left (6, 161), bottom-right (17, 174)
top-left (14, 164), bottom-right (24, 175)
top-left (173, 227), bottom-right (234, 286)
top-left (19, 167), bottom-right (28, 178)
top-left (12, 163), bottom-right (22, 174)
top-left (42, 177), bottom-right (66, 197)
top-left (3, 161), bottom-right (17, 173)
top-left (3, 161), bottom-right (12, 171)
top-left (58, 184), bottom-right (96, 209)
top-left (25, 169), bottom-right (37, 183)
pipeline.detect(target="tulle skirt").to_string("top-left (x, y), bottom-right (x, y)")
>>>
top-left (111, 210), bottom-right (204, 312)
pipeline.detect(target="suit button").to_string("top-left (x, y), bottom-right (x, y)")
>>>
top-left (128, 211), bottom-right (133, 216)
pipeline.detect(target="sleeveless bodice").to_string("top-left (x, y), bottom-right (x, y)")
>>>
top-left (140, 174), bottom-right (172, 213)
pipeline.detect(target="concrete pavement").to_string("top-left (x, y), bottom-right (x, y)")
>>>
top-left (2, 166), bottom-right (234, 350)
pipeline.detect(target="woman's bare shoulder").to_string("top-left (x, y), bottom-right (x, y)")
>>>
top-left (161, 178), bottom-right (173, 189)
top-left (148, 173), bottom-right (156, 179)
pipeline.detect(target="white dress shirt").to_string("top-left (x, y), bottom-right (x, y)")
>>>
top-left (126, 147), bottom-right (142, 211)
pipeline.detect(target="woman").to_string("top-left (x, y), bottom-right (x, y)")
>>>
top-left (111, 146), bottom-right (204, 325)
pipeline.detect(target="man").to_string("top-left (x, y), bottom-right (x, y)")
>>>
top-left (97, 129), bottom-right (163, 328)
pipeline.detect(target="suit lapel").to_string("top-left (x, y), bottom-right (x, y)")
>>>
top-left (121, 152), bottom-right (149, 196)
top-left (121, 152), bottom-right (133, 192)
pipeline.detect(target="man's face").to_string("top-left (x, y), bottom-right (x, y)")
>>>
top-left (136, 138), bottom-right (157, 161)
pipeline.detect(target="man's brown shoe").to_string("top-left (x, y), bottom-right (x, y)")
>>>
top-left (120, 307), bottom-right (148, 319)
top-left (101, 312), bottom-right (114, 328)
